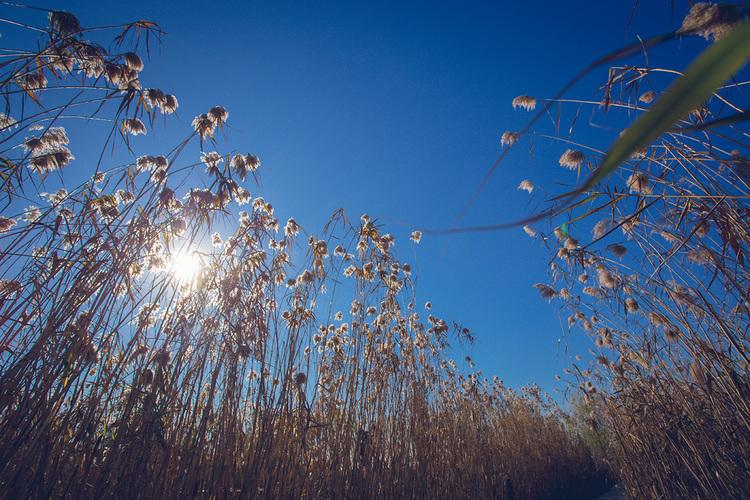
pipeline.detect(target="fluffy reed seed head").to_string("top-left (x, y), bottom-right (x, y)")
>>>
top-left (626, 172), bottom-right (650, 194)
top-left (512, 95), bottom-right (537, 111)
top-left (48, 11), bottom-right (81, 37)
top-left (559, 149), bottom-right (584, 169)
top-left (679, 2), bottom-right (741, 41)
top-left (123, 52), bottom-right (144, 71)
top-left (533, 283), bottom-right (557, 300)
top-left (518, 179), bottom-right (534, 193)
top-left (501, 131), bottom-right (520, 147)
top-left (639, 90), bottom-right (656, 104)
top-left (122, 118), bottom-right (146, 136)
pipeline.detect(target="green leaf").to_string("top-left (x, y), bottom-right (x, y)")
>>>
top-left (580, 19), bottom-right (750, 192)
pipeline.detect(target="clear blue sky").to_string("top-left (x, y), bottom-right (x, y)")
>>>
top-left (20, 0), bottom-right (704, 396)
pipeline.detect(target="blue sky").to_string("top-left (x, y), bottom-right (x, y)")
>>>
top-left (14, 0), bottom-right (707, 396)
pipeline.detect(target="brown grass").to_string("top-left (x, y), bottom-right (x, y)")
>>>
top-left (510, 7), bottom-right (750, 497)
top-left (0, 6), bottom-right (608, 499)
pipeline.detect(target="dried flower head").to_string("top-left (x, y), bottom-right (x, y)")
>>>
top-left (171, 218), bottom-right (187, 236)
top-left (607, 243), bottom-right (627, 258)
top-left (501, 131), bottom-right (520, 147)
top-left (518, 179), bottom-right (534, 193)
top-left (29, 148), bottom-right (75, 174)
top-left (620, 217), bottom-right (639, 238)
top-left (680, 2), bottom-right (741, 41)
top-left (74, 43), bottom-right (105, 78)
top-left (597, 267), bottom-right (616, 289)
top-left (512, 95), bottom-right (537, 111)
top-left (123, 52), bottom-right (144, 71)
top-left (103, 62), bottom-right (123, 86)
top-left (592, 219), bottom-right (610, 239)
top-left (647, 312), bottom-right (670, 327)
top-left (564, 237), bottom-right (579, 250)
top-left (201, 151), bottom-right (223, 175)
top-left (207, 106), bottom-right (229, 125)
top-left (0, 113), bottom-right (16, 129)
top-left (192, 113), bottom-right (216, 140)
top-left (23, 206), bottom-right (42, 223)
top-left (583, 286), bottom-right (605, 299)
top-left (49, 11), bottom-right (81, 37)
top-left (163, 94), bottom-right (179, 113)
top-left (0, 217), bottom-right (16, 233)
top-left (639, 90), bottom-right (656, 104)
top-left (533, 283), bottom-right (557, 301)
top-left (285, 218), bottom-right (300, 238)
top-left (122, 118), bottom-right (146, 136)
top-left (235, 187), bottom-right (251, 205)
top-left (687, 248), bottom-right (712, 265)
top-left (231, 154), bottom-right (249, 180)
top-left (626, 172), bottom-right (650, 194)
top-left (625, 298), bottom-right (639, 312)
top-left (559, 149), bottom-right (584, 169)
top-left (410, 230), bottom-right (422, 243)
top-left (23, 137), bottom-right (44, 155)
top-left (17, 73), bottom-right (47, 92)
top-left (144, 88), bottom-right (167, 109)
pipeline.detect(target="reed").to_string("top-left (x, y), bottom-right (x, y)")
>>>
top-left (0, 5), bottom-right (607, 499)
top-left (509, 3), bottom-right (750, 497)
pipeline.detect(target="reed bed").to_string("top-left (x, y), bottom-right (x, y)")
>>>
top-left (0, 6), bottom-right (608, 499)
top-left (506, 4), bottom-right (750, 498)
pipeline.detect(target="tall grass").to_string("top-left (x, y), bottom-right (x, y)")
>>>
top-left (506, 4), bottom-right (750, 498)
top-left (0, 6), bottom-right (607, 498)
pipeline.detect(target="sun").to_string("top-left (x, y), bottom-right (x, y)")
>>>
top-left (169, 248), bottom-right (202, 284)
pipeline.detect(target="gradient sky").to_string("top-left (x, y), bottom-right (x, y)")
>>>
top-left (16, 0), bottom-right (707, 397)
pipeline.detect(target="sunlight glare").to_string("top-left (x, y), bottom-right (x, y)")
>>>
top-left (169, 249), bottom-right (202, 284)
